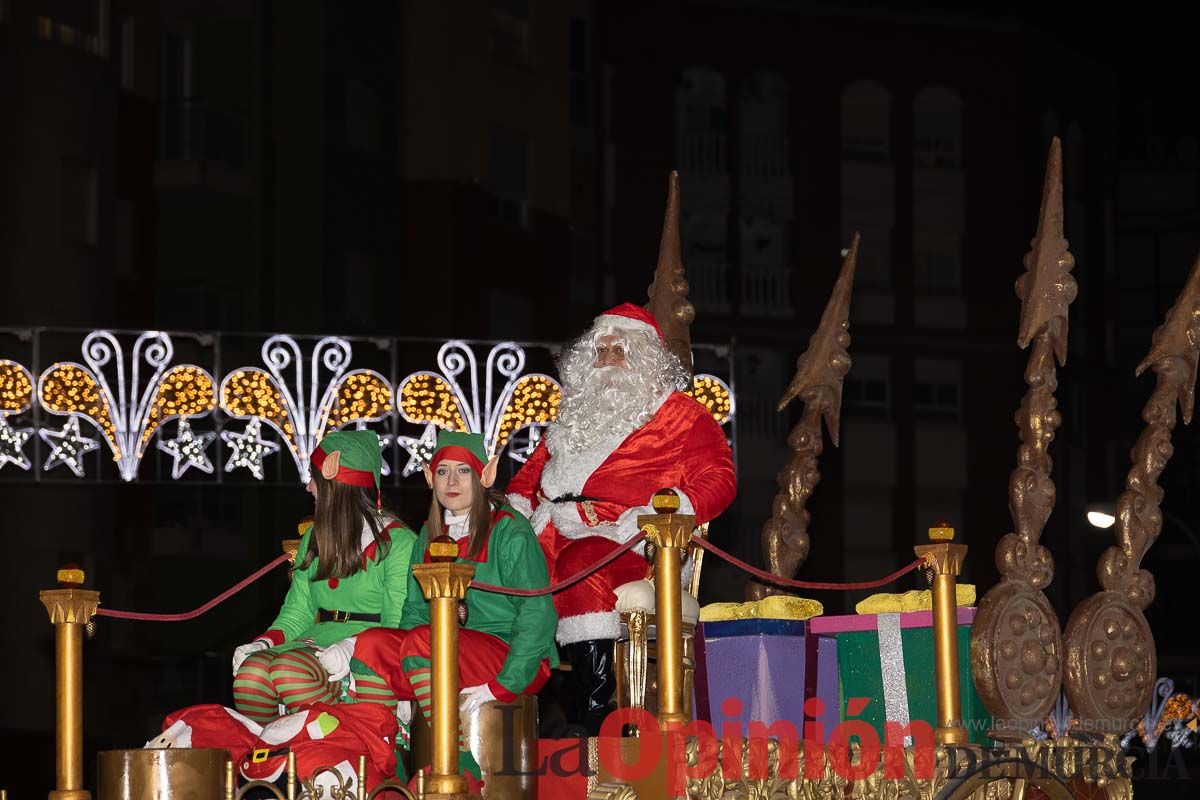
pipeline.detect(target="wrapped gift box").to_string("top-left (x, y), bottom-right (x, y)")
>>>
top-left (809, 608), bottom-right (992, 745)
top-left (694, 618), bottom-right (809, 731)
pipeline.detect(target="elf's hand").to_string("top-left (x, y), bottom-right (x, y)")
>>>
top-left (315, 636), bottom-right (357, 682)
top-left (397, 700), bottom-right (414, 726)
top-left (231, 639), bottom-right (270, 676)
top-left (458, 683), bottom-right (497, 718)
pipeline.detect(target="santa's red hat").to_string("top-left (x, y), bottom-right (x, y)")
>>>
top-left (594, 303), bottom-right (665, 341)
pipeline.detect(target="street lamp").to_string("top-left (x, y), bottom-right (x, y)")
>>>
top-left (1084, 502), bottom-right (1200, 561)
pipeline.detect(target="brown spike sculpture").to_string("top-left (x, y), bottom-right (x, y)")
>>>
top-left (971, 138), bottom-right (1076, 734)
top-left (1063, 253), bottom-right (1200, 733)
top-left (747, 234), bottom-right (858, 599)
top-left (645, 171), bottom-right (696, 376)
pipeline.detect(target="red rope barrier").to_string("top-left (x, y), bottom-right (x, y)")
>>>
top-left (691, 536), bottom-right (928, 590)
top-left (471, 532), bottom-right (648, 596)
top-left (95, 553), bottom-right (292, 622)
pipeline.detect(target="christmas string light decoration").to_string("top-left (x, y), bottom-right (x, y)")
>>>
top-left (220, 418), bottom-right (280, 480)
top-left (395, 341), bottom-right (561, 474)
top-left (37, 332), bottom-right (216, 480)
top-left (157, 418), bottom-right (216, 479)
top-left (0, 360), bottom-right (35, 471)
top-left (219, 336), bottom-right (392, 483)
top-left (40, 415), bottom-right (100, 477)
top-left (685, 374), bottom-right (735, 425)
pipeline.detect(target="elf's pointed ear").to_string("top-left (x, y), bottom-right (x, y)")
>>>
top-left (480, 455), bottom-right (500, 489)
top-left (422, 464), bottom-right (434, 489)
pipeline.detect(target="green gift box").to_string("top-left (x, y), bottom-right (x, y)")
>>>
top-left (810, 608), bottom-right (992, 746)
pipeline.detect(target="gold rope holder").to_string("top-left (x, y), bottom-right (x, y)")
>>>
top-left (40, 565), bottom-right (100, 800)
top-left (639, 488), bottom-right (694, 728)
top-left (915, 522), bottom-right (969, 746)
top-left (412, 545), bottom-right (474, 800)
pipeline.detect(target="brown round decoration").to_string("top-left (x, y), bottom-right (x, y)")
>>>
top-left (1063, 591), bottom-right (1155, 732)
top-left (971, 581), bottom-right (1063, 729)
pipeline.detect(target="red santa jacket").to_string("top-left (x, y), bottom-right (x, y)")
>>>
top-left (506, 391), bottom-right (736, 546)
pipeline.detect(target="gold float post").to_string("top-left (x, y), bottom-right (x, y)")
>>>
top-left (915, 524), bottom-right (969, 746)
top-left (411, 560), bottom-right (475, 800)
top-left (39, 566), bottom-right (100, 800)
top-left (639, 489), bottom-right (695, 729)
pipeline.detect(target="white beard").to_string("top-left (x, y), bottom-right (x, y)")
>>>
top-left (549, 364), bottom-right (664, 458)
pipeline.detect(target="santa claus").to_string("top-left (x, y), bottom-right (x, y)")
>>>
top-left (506, 302), bottom-right (736, 732)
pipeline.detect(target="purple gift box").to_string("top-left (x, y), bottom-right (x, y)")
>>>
top-left (694, 619), bottom-right (809, 731)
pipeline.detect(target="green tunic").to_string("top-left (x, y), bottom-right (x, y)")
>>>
top-left (261, 519), bottom-right (418, 651)
top-left (399, 506), bottom-right (559, 696)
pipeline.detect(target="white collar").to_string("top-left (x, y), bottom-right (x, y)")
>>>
top-left (443, 508), bottom-right (471, 541)
top-left (360, 514), bottom-right (392, 551)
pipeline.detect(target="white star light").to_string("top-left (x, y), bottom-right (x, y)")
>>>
top-left (40, 416), bottom-right (100, 477)
top-left (0, 417), bottom-right (34, 471)
top-left (157, 419), bottom-right (216, 479)
top-left (221, 418), bottom-right (280, 480)
top-left (396, 423), bottom-right (440, 476)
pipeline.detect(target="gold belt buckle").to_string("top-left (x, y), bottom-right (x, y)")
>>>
top-left (251, 748), bottom-right (270, 763)
top-left (581, 500), bottom-right (599, 526)
top-left (334, 610), bottom-right (350, 622)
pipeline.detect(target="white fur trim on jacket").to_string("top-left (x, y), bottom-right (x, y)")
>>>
top-left (531, 500), bottom-right (624, 543)
top-left (557, 610), bottom-right (622, 644)
top-left (507, 493), bottom-right (533, 520)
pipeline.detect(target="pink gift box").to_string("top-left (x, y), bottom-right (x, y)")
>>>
top-left (807, 606), bottom-right (975, 634)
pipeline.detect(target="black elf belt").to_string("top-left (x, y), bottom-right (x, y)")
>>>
top-left (317, 609), bottom-right (381, 623)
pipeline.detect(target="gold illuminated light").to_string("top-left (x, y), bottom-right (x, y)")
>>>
top-left (0, 360), bottom-right (34, 415)
top-left (137, 366), bottom-right (216, 455)
top-left (324, 371), bottom-right (394, 431)
top-left (493, 375), bottom-right (561, 454)
top-left (396, 372), bottom-right (467, 432)
top-left (220, 368), bottom-right (298, 453)
top-left (40, 363), bottom-right (120, 458)
top-left (687, 374), bottom-right (734, 426)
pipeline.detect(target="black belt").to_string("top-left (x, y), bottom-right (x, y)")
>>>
top-left (549, 493), bottom-right (600, 503)
top-left (317, 609), bottom-right (381, 623)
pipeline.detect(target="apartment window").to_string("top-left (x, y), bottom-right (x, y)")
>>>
top-left (489, 131), bottom-right (529, 227)
top-left (845, 354), bottom-right (891, 417)
top-left (162, 33), bottom-right (192, 99)
top-left (491, 0), bottom-right (529, 65)
top-left (120, 17), bottom-right (136, 90)
top-left (913, 86), bottom-right (963, 169)
top-left (914, 228), bottom-right (962, 291)
top-left (841, 80), bottom-right (891, 161)
top-left (61, 159), bottom-right (98, 246)
top-left (914, 358), bottom-right (961, 421)
top-left (569, 17), bottom-right (589, 127)
top-left (345, 80), bottom-right (380, 154)
top-left (844, 377), bottom-right (889, 416)
top-left (675, 67), bottom-right (728, 179)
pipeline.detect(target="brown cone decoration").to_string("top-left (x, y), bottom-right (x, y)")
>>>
top-left (748, 234), bottom-right (858, 599)
top-left (971, 138), bottom-right (1074, 734)
top-left (645, 171), bottom-right (696, 377)
top-left (1063, 252), bottom-right (1200, 733)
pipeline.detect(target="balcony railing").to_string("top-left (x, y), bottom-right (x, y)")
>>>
top-left (688, 258), bottom-right (731, 313)
top-left (739, 265), bottom-right (793, 317)
top-left (679, 132), bottom-right (727, 179)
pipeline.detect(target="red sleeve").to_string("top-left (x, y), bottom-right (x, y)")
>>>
top-left (677, 407), bottom-right (737, 524)
top-left (505, 440), bottom-right (550, 518)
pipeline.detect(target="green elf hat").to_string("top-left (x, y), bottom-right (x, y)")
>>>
top-left (429, 430), bottom-right (489, 475)
top-left (310, 429), bottom-right (383, 508)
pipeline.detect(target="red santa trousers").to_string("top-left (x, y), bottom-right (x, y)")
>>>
top-left (550, 535), bottom-right (648, 643)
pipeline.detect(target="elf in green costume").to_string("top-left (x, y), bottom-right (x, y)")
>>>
top-left (230, 429), bottom-right (417, 724)
top-left (317, 430), bottom-right (558, 782)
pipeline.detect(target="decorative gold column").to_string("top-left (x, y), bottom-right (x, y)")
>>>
top-left (915, 525), bottom-right (969, 746)
top-left (639, 489), bottom-right (695, 728)
top-left (40, 566), bottom-right (100, 800)
top-left (412, 559), bottom-right (475, 800)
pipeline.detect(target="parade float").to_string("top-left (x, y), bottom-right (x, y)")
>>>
top-left (9, 142), bottom-right (1200, 799)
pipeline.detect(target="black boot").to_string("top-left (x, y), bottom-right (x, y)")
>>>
top-left (564, 639), bottom-right (617, 736)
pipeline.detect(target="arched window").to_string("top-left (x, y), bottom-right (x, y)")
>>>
top-left (913, 86), bottom-right (963, 169)
top-left (740, 70), bottom-right (789, 181)
top-left (675, 67), bottom-right (727, 179)
top-left (842, 80), bottom-right (891, 161)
